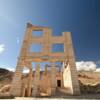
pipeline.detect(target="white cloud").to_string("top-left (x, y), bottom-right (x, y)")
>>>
top-left (76, 61), bottom-right (96, 71)
top-left (0, 44), bottom-right (5, 54)
top-left (0, 66), bottom-right (15, 72)
top-left (6, 67), bottom-right (15, 72)
top-left (95, 68), bottom-right (100, 72)
top-left (22, 67), bottom-right (30, 73)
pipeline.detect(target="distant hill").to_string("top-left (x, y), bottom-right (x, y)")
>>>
top-left (0, 68), bottom-right (13, 89)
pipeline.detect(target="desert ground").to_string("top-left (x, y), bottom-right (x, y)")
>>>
top-left (1, 94), bottom-right (100, 100)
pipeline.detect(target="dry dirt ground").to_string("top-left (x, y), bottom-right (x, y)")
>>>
top-left (1, 94), bottom-right (100, 100)
top-left (1, 96), bottom-right (100, 100)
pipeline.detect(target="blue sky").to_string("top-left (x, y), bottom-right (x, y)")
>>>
top-left (0, 0), bottom-right (100, 70)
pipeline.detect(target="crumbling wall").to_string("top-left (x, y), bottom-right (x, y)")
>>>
top-left (63, 64), bottom-right (73, 94)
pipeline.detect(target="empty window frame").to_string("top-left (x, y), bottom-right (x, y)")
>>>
top-left (32, 31), bottom-right (43, 37)
top-left (52, 33), bottom-right (62, 36)
top-left (30, 44), bottom-right (42, 53)
top-left (52, 43), bottom-right (64, 53)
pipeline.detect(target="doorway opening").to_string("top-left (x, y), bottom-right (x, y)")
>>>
top-left (57, 80), bottom-right (61, 87)
top-left (25, 88), bottom-right (28, 97)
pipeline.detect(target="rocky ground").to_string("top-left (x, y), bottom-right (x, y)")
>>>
top-left (78, 71), bottom-right (100, 93)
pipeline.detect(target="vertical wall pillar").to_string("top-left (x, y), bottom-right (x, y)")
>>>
top-left (10, 64), bottom-right (23, 96)
top-left (27, 63), bottom-right (33, 97)
top-left (61, 62), bottom-right (64, 88)
top-left (51, 62), bottom-right (57, 95)
top-left (44, 64), bottom-right (48, 75)
top-left (21, 84), bottom-right (26, 97)
top-left (10, 24), bottom-right (32, 97)
top-left (32, 63), bottom-right (40, 96)
top-left (63, 32), bottom-right (80, 95)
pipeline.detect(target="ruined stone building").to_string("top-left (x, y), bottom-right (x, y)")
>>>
top-left (10, 23), bottom-right (80, 97)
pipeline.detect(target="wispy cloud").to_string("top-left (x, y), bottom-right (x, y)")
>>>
top-left (0, 44), bottom-right (5, 54)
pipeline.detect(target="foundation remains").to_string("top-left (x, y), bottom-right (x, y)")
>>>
top-left (10, 23), bottom-right (80, 97)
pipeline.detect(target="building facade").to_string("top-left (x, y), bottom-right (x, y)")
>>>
top-left (10, 23), bottom-right (80, 97)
